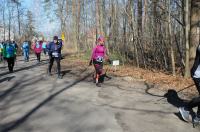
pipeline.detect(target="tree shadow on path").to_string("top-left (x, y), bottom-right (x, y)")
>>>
top-left (0, 76), bottom-right (15, 83)
top-left (0, 60), bottom-right (48, 77)
top-left (0, 71), bottom-right (93, 132)
top-left (145, 82), bottom-right (196, 122)
top-left (62, 70), bottom-right (72, 77)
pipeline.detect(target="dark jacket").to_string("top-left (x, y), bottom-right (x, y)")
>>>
top-left (191, 45), bottom-right (200, 78)
top-left (46, 41), bottom-right (62, 58)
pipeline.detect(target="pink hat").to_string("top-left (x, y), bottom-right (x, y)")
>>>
top-left (97, 35), bottom-right (105, 42)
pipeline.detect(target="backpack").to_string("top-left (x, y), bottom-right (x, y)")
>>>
top-left (5, 44), bottom-right (15, 58)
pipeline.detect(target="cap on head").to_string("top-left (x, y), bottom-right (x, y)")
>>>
top-left (53, 36), bottom-right (58, 40)
top-left (97, 35), bottom-right (105, 43)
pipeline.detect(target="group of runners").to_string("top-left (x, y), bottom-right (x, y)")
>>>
top-left (21, 39), bottom-right (49, 63)
top-left (0, 35), bottom-right (111, 84)
top-left (0, 35), bottom-right (200, 125)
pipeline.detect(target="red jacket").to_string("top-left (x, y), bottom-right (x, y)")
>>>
top-left (34, 41), bottom-right (42, 53)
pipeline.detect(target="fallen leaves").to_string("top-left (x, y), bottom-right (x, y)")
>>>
top-left (61, 55), bottom-right (198, 97)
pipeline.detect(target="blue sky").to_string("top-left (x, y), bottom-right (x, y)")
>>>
top-left (21, 0), bottom-right (59, 39)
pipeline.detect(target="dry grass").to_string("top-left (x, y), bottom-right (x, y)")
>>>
top-left (108, 65), bottom-right (198, 97)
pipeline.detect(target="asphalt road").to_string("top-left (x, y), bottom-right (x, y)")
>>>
top-left (0, 55), bottom-right (199, 132)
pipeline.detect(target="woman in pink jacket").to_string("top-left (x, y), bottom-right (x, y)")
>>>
top-left (89, 35), bottom-right (111, 87)
top-left (33, 40), bottom-right (43, 63)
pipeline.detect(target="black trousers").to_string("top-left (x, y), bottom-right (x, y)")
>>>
top-left (35, 53), bottom-right (41, 62)
top-left (187, 78), bottom-right (200, 116)
top-left (43, 49), bottom-right (46, 55)
top-left (48, 56), bottom-right (61, 75)
top-left (6, 57), bottom-right (15, 72)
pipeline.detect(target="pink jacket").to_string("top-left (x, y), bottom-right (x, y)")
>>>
top-left (91, 45), bottom-right (107, 60)
top-left (34, 42), bottom-right (42, 53)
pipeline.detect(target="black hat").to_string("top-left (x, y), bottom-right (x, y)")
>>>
top-left (53, 36), bottom-right (58, 40)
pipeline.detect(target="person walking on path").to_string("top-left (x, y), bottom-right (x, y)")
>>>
top-left (179, 44), bottom-right (200, 123)
top-left (89, 35), bottom-right (111, 87)
top-left (42, 41), bottom-right (47, 55)
top-left (3, 40), bottom-right (16, 73)
top-left (33, 40), bottom-right (43, 63)
top-left (46, 36), bottom-right (63, 79)
top-left (22, 41), bottom-right (30, 62)
top-left (11, 41), bottom-right (18, 63)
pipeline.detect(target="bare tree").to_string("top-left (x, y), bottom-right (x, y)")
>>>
top-left (184, 0), bottom-right (191, 77)
top-left (190, 0), bottom-right (200, 67)
top-left (40, 0), bottom-right (200, 77)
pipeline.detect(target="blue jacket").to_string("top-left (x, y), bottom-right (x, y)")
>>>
top-left (46, 41), bottom-right (62, 57)
top-left (22, 42), bottom-right (29, 52)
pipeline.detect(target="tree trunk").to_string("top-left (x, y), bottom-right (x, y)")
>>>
top-left (3, 6), bottom-right (5, 41)
top-left (128, 0), bottom-right (139, 67)
top-left (168, 0), bottom-right (176, 76)
top-left (137, 0), bottom-right (142, 35)
top-left (77, 0), bottom-right (81, 52)
top-left (96, 0), bottom-right (100, 41)
top-left (190, 0), bottom-right (200, 68)
top-left (185, 0), bottom-right (191, 77)
top-left (152, 0), bottom-right (158, 68)
top-left (72, 0), bottom-right (78, 52)
top-left (17, 3), bottom-right (21, 35)
top-left (142, 0), bottom-right (148, 31)
top-left (8, 9), bottom-right (11, 41)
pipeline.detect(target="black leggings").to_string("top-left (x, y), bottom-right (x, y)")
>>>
top-left (43, 49), bottom-right (46, 55)
top-left (93, 60), bottom-right (103, 74)
top-left (48, 57), bottom-right (61, 75)
top-left (35, 53), bottom-right (41, 62)
top-left (6, 57), bottom-right (15, 72)
top-left (187, 78), bottom-right (200, 116)
top-left (93, 60), bottom-right (103, 83)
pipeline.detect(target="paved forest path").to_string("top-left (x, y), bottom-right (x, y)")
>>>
top-left (0, 55), bottom-right (199, 132)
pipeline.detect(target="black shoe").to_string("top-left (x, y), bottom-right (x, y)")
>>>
top-left (96, 83), bottom-right (101, 87)
top-left (194, 116), bottom-right (200, 123)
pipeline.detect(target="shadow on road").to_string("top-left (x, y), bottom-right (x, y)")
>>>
top-left (0, 60), bottom-right (48, 77)
top-left (0, 76), bottom-right (15, 83)
top-left (0, 71), bottom-right (93, 132)
top-left (164, 89), bottom-right (197, 122)
top-left (163, 89), bottom-right (188, 108)
top-left (144, 82), bottom-right (189, 107)
top-left (0, 76), bottom-right (44, 102)
top-left (145, 82), bottom-right (194, 122)
top-left (0, 82), bottom-right (20, 101)
top-left (0, 66), bottom-right (6, 69)
top-left (62, 70), bottom-right (71, 77)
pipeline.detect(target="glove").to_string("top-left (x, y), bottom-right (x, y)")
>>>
top-left (89, 60), bottom-right (92, 66)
